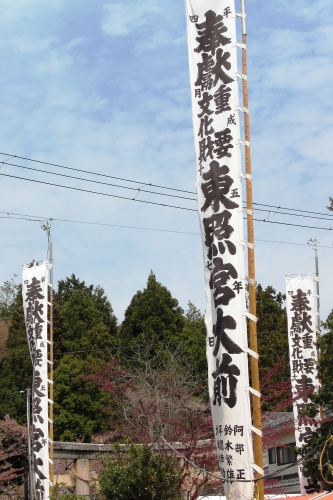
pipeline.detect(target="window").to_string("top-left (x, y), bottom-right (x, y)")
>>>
top-left (268, 448), bottom-right (276, 464)
top-left (277, 443), bottom-right (296, 466)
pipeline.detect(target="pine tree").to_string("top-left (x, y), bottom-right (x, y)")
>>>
top-left (255, 284), bottom-right (291, 411)
top-left (120, 271), bottom-right (185, 357)
top-left (0, 287), bottom-right (32, 423)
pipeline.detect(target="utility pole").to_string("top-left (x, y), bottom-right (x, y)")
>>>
top-left (26, 388), bottom-right (34, 500)
top-left (41, 220), bottom-right (54, 486)
top-left (307, 238), bottom-right (321, 418)
top-left (240, 1), bottom-right (264, 498)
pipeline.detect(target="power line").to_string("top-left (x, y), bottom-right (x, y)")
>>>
top-left (254, 206), bottom-right (333, 222)
top-left (255, 202), bottom-right (333, 219)
top-left (0, 151), bottom-right (195, 195)
top-left (2, 210), bottom-right (333, 239)
top-left (1, 151), bottom-right (333, 221)
top-left (256, 218), bottom-right (333, 231)
top-left (4, 160), bottom-right (333, 223)
top-left (0, 212), bottom-right (200, 236)
top-left (5, 158), bottom-right (333, 223)
top-left (0, 172), bottom-right (197, 212)
top-left (2, 161), bottom-right (197, 202)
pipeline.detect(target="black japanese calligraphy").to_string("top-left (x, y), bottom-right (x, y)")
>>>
top-left (201, 161), bottom-right (239, 212)
top-left (195, 10), bottom-right (231, 56)
top-left (212, 353), bottom-right (240, 408)
top-left (213, 308), bottom-right (243, 356)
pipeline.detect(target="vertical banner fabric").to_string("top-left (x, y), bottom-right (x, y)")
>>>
top-left (285, 275), bottom-right (319, 494)
top-left (22, 262), bottom-right (50, 500)
top-left (185, 1), bottom-right (255, 498)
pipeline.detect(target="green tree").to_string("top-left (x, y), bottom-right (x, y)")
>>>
top-left (120, 272), bottom-right (185, 356)
top-left (0, 287), bottom-right (32, 423)
top-left (59, 289), bottom-right (116, 357)
top-left (54, 274), bottom-right (118, 355)
top-left (255, 284), bottom-right (290, 410)
top-left (99, 444), bottom-right (181, 500)
top-left (178, 302), bottom-right (207, 385)
top-left (53, 354), bottom-right (112, 441)
top-left (297, 310), bottom-right (333, 491)
top-left (0, 274), bottom-right (118, 440)
top-left (52, 276), bottom-right (118, 441)
top-left (0, 279), bottom-right (18, 320)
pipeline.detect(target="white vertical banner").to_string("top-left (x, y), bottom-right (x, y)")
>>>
top-left (22, 262), bottom-right (50, 500)
top-left (285, 275), bottom-right (319, 494)
top-left (185, 1), bottom-right (256, 498)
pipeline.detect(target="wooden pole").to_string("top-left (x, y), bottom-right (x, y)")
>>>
top-left (26, 387), bottom-right (34, 500)
top-left (48, 228), bottom-right (54, 485)
top-left (315, 247), bottom-right (322, 421)
top-left (240, 2), bottom-right (264, 499)
top-left (308, 239), bottom-right (322, 420)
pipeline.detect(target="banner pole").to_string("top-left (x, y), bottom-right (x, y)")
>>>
top-left (240, 2), bottom-right (264, 499)
top-left (47, 224), bottom-right (54, 486)
top-left (26, 387), bottom-right (34, 500)
top-left (308, 239), bottom-right (322, 420)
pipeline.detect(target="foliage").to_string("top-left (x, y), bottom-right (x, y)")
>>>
top-left (89, 346), bottom-right (220, 499)
top-left (260, 358), bottom-right (293, 413)
top-left (0, 287), bottom-right (32, 423)
top-left (99, 444), bottom-right (182, 500)
top-left (255, 284), bottom-right (290, 411)
top-left (178, 302), bottom-right (207, 386)
top-left (0, 415), bottom-right (27, 498)
top-left (52, 276), bottom-right (118, 441)
top-left (327, 196), bottom-right (333, 212)
top-left (296, 309), bottom-right (333, 490)
top-left (0, 280), bottom-right (19, 321)
top-left (298, 418), bottom-right (333, 492)
top-left (54, 274), bottom-right (118, 356)
top-left (120, 271), bottom-right (185, 357)
top-left (0, 274), bottom-right (118, 441)
top-left (50, 483), bottom-right (77, 499)
top-left (54, 354), bottom-right (113, 442)
top-left (313, 310), bottom-right (333, 411)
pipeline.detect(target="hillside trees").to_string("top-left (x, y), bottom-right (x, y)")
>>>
top-left (298, 309), bottom-right (333, 489)
top-left (0, 274), bottom-right (119, 440)
top-left (255, 284), bottom-right (291, 411)
top-left (52, 275), bottom-right (118, 441)
top-left (0, 270), bottom-right (294, 447)
top-left (0, 287), bottom-right (32, 423)
top-left (120, 272), bottom-right (185, 357)
top-left (88, 346), bottom-right (220, 500)
top-left (0, 415), bottom-right (27, 498)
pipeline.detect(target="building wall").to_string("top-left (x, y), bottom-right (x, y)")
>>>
top-left (264, 430), bottom-right (300, 495)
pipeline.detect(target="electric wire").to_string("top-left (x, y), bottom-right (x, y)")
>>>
top-left (0, 172), bottom-right (197, 212)
top-left (255, 202), bottom-right (333, 219)
top-left (1, 151), bottom-right (333, 223)
top-left (3, 161), bottom-right (333, 224)
top-left (0, 152), bottom-right (195, 195)
top-left (2, 207), bottom-right (333, 236)
top-left (160, 435), bottom-right (324, 484)
top-left (5, 160), bottom-right (333, 224)
top-left (0, 213), bottom-right (201, 236)
top-left (1, 161), bottom-right (196, 201)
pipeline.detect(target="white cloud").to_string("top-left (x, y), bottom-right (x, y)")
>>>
top-left (102, 1), bottom-right (159, 36)
top-left (10, 37), bottom-right (56, 54)
top-left (37, 52), bottom-right (73, 75)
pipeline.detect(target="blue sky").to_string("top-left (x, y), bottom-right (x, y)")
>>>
top-left (0, 0), bottom-right (332, 324)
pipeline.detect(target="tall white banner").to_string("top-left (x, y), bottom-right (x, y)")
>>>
top-left (286, 275), bottom-right (319, 494)
top-left (185, 2), bottom-right (255, 498)
top-left (22, 262), bottom-right (50, 500)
